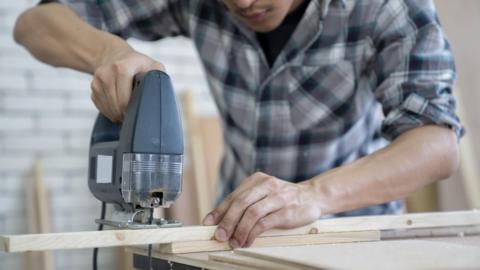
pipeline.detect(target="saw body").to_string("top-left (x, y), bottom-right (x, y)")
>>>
top-left (88, 70), bottom-right (183, 228)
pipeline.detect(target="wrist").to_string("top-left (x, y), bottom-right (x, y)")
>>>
top-left (92, 34), bottom-right (133, 73)
top-left (303, 165), bottom-right (354, 217)
top-left (299, 178), bottom-right (332, 217)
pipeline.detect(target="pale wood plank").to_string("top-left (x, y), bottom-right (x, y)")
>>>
top-left (23, 160), bottom-right (54, 270)
top-left (2, 211), bottom-right (479, 253)
top-left (456, 87), bottom-right (480, 209)
top-left (235, 237), bottom-right (480, 270)
top-left (0, 226), bottom-right (216, 253)
top-left (181, 91), bottom-right (212, 223)
top-left (159, 231), bottom-right (380, 253)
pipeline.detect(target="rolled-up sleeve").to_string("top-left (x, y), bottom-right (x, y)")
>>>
top-left (372, 0), bottom-right (464, 141)
top-left (55, 0), bottom-right (192, 40)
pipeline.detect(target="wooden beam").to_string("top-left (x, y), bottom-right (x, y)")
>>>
top-left (0, 226), bottom-right (216, 253)
top-left (159, 231), bottom-right (380, 253)
top-left (1, 210), bottom-right (479, 253)
top-left (23, 160), bottom-right (54, 270)
top-left (181, 91), bottom-right (212, 223)
top-left (456, 87), bottom-right (480, 209)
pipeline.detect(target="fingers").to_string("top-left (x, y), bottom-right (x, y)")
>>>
top-left (203, 171), bottom-right (322, 249)
top-left (91, 76), bottom-right (120, 122)
top-left (214, 184), bottom-right (270, 242)
top-left (203, 172), bottom-right (270, 226)
top-left (90, 50), bottom-right (166, 122)
top-left (230, 193), bottom-right (285, 248)
top-left (243, 209), bottom-right (285, 248)
top-left (114, 65), bottom-right (133, 119)
top-left (244, 204), bottom-right (321, 247)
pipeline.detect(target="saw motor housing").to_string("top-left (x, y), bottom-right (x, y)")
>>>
top-left (88, 71), bottom-right (183, 227)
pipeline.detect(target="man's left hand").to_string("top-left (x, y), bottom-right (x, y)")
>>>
top-left (202, 172), bottom-right (322, 248)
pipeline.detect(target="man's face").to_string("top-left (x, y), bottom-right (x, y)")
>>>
top-left (223, 0), bottom-right (305, 33)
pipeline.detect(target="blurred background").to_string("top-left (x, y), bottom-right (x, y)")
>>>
top-left (0, 0), bottom-right (479, 269)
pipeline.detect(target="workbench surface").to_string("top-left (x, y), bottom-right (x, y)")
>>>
top-left (130, 235), bottom-right (480, 270)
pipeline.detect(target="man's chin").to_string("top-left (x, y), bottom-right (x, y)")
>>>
top-left (242, 20), bottom-right (281, 33)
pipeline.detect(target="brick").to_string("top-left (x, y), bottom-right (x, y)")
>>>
top-left (0, 133), bottom-right (4, 152)
top-left (4, 94), bottom-right (65, 112)
top-left (66, 95), bottom-right (97, 113)
top-left (31, 75), bottom-right (90, 92)
top-left (0, 253), bottom-right (23, 270)
top-left (51, 208), bottom-right (98, 232)
top-left (42, 154), bottom-right (88, 172)
top-left (3, 216), bottom-right (27, 234)
top-left (0, 154), bottom-right (34, 173)
top-left (0, 52), bottom-right (53, 72)
top-left (42, 174), bottom-right (70, 194)
top-left (0, 115), bottom-right (34, 131)
top-left (0, 13), bottom-right (22, 29)
top-left (0, 175), bottom-right (24, 194)
top-left (37, 114), bottom-right (95, 132)
top-left (51, 193), bottom-right (95, 211)
top-left (0, 73), bottom-right (28, 91)
top-left (0, 195), bottom-right (25, 222)
top-left (65, 132), bottom-right (90, 152)
top-left (30, 67), bottom-right (91, 80)
top-left (0, 1), bottom-right (28, 11)
top-left (0, 33), bottom-right (18, 50)
top-left (4, 133), bottom-right (64, 152)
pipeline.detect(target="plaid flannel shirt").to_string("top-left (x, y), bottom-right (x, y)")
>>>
top-left (61, 0), bottom-right (463, 216)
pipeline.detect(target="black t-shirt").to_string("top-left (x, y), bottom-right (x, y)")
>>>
top-left (256, 0), bottom-right (310, 66)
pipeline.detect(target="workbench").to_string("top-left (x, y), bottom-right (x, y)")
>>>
top-left (129, 235), bottom-right (480, 270)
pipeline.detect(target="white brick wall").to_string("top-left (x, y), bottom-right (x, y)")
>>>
top-left (0, 1), bottom-right (214, 269)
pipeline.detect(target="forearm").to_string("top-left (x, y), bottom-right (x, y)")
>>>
top-left (309, 125), bottom-right (460, 215)
top-left (14, 3), bottom-right (130, 73)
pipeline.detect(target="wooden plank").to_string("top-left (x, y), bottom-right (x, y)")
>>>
top-left (235, 237), bottom-right (480, 270)
top-left (23, 160), bottom-right (54, 270)
top-left (159, 231), bottom-right (380, 253)
top-left (456, 88), bottom-right (480, 209)
top-left (1, 210), bottom-right (479, 253)
top-left (181, 91), bottom-right (212, 223)
top-left (274, 210), bottom-right (480, 235)
top-left (0, 226), bottom-right (216, 253)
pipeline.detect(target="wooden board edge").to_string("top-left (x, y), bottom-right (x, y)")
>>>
top-left (0, 236), bottom-right (10, 252)
top-left (1, 210), bottom-right (479, 253)
top-left (159, 230), bottom-right (380, 254)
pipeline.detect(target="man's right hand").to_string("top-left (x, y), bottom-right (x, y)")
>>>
top-left (91, 47), bottom-right (166, 123)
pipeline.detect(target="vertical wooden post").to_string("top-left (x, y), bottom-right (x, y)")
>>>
top-left (182, 91), bottom-right (212, 223)
top-left (23, 160), bottom-right (54, 270)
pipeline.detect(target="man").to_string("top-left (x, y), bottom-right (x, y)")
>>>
top-left (14, 0), bottom-right (463, 249)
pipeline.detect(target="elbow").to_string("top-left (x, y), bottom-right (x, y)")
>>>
top-left (445, 144), bottom-right (460, 179)
top-left (13, 9), bottom-right (33, 45)
top-left (438, 130), bottom-right (460, 180)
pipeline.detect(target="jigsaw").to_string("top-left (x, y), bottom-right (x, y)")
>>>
top-left (87, 70), bottom-right (184, 229)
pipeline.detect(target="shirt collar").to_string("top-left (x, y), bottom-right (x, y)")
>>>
top-left (321, 0), bottom-right (348, 18)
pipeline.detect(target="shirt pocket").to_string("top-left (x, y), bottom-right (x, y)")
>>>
top-left (288, 60), bottom-right (355, 130)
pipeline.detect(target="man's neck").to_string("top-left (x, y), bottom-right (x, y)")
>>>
top-left (288, 0), bottom-right (307, 15)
